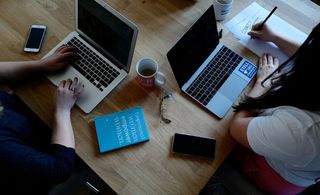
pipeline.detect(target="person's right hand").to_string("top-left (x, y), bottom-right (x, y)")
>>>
top-left (55, 77), bottom-right (84, 114)
top-left (248, 22), bottom-right (277, 42)
top-left (39, 45), bottom-right (77, 73)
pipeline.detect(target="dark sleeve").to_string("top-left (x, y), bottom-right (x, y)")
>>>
top-left (0, 140), bottom-right (75, 183)
top-left (0, 91), bottom-right (76, 183)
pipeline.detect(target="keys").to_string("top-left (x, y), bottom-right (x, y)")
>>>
top-left (186, 46), bottom-right (242, 106)
top-left (67, 37), bottom-right (120, 91)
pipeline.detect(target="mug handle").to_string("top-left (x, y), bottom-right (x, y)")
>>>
top-left (155, 72), bottom-right (167, 86)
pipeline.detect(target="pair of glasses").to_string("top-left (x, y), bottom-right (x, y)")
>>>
top-left (160, 92), bottom-right (173, 124)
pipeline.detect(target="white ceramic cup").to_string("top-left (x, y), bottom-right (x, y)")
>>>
top-left (213, 0), bottom-right (233, 21)
top-left (136, 57), bottom-right (166, 88)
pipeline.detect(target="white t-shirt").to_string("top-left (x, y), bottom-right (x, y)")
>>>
top-left (247, 106), bottom-right (320, 187)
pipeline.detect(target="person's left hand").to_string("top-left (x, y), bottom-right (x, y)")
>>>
top-left (39, 45), bottom-right (76, 72)
top-left (55, 77), bottom-right (84, 114)
top-left (256, 53), bottom-right (279, 86)
top-left (247, 53), bottom-right (279, 98)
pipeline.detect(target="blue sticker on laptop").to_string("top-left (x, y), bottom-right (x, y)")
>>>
top-left (239, 61), bottom-right (257, 79)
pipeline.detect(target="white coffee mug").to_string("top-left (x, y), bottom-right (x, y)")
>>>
top-left (136, 57), bottom-right (166, 88)
top-left (213, 0), bottom-right (233, 21)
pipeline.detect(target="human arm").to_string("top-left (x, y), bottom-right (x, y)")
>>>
top-left (229, 110), bottom-right (254, 149)
top-left (51, 77), bottom-right (84, 148)
top-left (0, 45), bottom-right (75, 83)
top-left (0, 139), bottom-right (76, 182)
top-left (229, 53), bottom-right (279, 149)
top-left (0, 78), bottom-right (83, 183)
top-left (248, 22), bottom-right (301, 56)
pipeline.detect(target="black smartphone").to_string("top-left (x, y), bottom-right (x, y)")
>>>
top-left (172, 133), bottom-right (216, 159)
top-left (24, 24), bottom-right (47, 53)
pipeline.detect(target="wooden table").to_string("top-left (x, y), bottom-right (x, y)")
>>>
top-left (1, 0), bottom-right (319, 194)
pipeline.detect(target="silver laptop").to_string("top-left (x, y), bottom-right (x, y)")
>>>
top-left (167, 6), bottom-right (257, 118)
top-left (45, 0), bottom-right (138, 113)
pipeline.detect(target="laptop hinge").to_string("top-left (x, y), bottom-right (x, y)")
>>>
top-left (78, 33), bottom-right (122, 71)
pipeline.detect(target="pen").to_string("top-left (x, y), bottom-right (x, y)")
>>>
top-left (256, 6), bottom-right (277, 30)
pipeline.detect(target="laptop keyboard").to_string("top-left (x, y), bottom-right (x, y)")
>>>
top-left (67, 37), bottom-right (120, 91)
top-left (185, 46), bottom-right (243, 106)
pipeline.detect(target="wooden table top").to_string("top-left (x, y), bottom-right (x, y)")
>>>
top-left (1, 0), bottom-right (319, 194)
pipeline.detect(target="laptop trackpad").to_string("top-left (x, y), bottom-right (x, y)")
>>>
top-left (207, 92), bottom-right (233, 118)
top-left (207, 74), bottom-right (248, 118)
top-left (219, 73), bottom-right (248, 102)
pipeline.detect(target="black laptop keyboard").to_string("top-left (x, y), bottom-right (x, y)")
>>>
top-left (68, 37), bottom-right (120, 91)
top-left (185, 46), bottom-right (243, 106)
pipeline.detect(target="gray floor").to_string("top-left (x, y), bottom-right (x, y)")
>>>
top-left (49, 155), bottom-right (117, 195)
top-left (200, 160), bottom-right (320, 195)
top-left (201, 161), bottom-right (265, 195)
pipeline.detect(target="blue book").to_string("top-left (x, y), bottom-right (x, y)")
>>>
top-left (94, 106), bottom-right (150, 153)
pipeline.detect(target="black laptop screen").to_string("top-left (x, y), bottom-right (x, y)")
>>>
top-left (78, 0), bottom-right (135, 71)
top-left (167, 6), bottom-right (219, 87)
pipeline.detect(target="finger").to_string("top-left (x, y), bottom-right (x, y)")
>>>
top-left (273, 57), bottom-right (279, 66)
top-left (71, 77), bottom-right (79, 91)
top-left (248, 31), bottom-right (257, 36)
top-left (251, 21), bottom-right (263, 30)
top-left (55, 44), bottom-right (69, 53)
top-left (57, 46), bottom-right (77, 54)
top-left (69, 77), bottom-right (78, 91)
top-left (58, 80), bottom-right (66, 89)
top-left (251, 23), bottom-right (259, 30)
top-left (66, 79), bottom-right (72, 89)
top-left (248, 30), bottom-right (262, 39)
top-left (258, 57), bottom-right (263, 67)
top-left (55, 52), bottom-right (76, 62)
top-left (267, 53), bottom-right (273, 64)
top-left (262, 53), bottom-right (267, 65)
top-left (74, 84), bottom-right (85, 97)
top-left (73, 77), bottom-right (78, 85)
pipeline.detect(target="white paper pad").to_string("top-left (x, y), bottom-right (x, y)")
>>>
top-left (225, 2), bottom-right (307, 63)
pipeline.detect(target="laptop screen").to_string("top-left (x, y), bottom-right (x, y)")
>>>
top-left (167, 6), bottom-right (219, 87)
top-left (77, 0), bottom-right (137, 72)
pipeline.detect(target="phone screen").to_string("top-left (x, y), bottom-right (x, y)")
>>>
top-left (172, 133), bottom-right (216, 159)
top-left (24, 26), bottom-right (46, 52)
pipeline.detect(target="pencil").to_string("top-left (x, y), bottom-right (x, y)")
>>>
top-left (256, 6), bottom-right (277, 30)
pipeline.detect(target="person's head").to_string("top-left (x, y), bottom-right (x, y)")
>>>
top-left (234, 22), bottom-right (320, 111)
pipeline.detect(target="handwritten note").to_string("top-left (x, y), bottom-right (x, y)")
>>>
top-left (225, 2), bottom-right (308, 63)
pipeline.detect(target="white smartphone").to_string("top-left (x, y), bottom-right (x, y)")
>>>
top-left (23, 24), bottom-right (47, 53)
top-left (172, 133), bottom-right (216, 159)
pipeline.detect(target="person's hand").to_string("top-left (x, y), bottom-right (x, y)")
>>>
top-left (55, 77), bottom-right (84, 114)
top-left (256, 53), bottom-right (279, 85)
top-left (248, 22), bottom-right (277, 42)
top-left (39, 45), bottom-right (76, 72)
top-left (247, 53), bottom-right (279, 98)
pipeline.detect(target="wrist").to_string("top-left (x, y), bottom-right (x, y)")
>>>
top-left (52, 109), bottom-right (75, 148)
top-left (271, 33), bottom-right (282, 45)
top-left (247, 81), bottom-right (269, 98)
top-left (34, 59), bottom-right (47, 71)
top-left (55, 108), bottom-right (71, 119)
